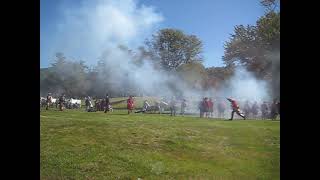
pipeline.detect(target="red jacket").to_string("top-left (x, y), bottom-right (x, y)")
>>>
top-left (127, 98), bottom-right (134, 110)
top-left (231, 100), bottom-right (239, 109)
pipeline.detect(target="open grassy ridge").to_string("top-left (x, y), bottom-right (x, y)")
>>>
top-left (40, 109), bottom-right (280, 179)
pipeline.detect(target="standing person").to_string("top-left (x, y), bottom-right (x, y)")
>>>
top-left (227, 98), bottom-right (246, 120)
top-left (199, 98), bottom-right (205, 118)
top-left (104, 94), bottom-right (110, 113)
top-left (261, 101), bottom-right (269, 119)
top-left (217, 100), bottom-right (226, 118)
top-left (170, 97), bottom-right (177, 116)
top-left (208, 98), bottom-right (214, 118)
top-left (99, 99), bottom-right (102, 111)
top-left (270, 99), bottom-right (279, 120)
top-left (180, 99), bottom-right (187, 116)
top-left (85, 96), bottom-right (91, 111)
top-left (203, 97), bottom-right (210, 118)
top-left (127, 96), bottom-right (134, 114)
top-left (46, 93), bottom-right (52, 110)
top-left (99, 99), bottom-right (104, 111)
top-left (58, 94), bottom-right (65, 111)
top-left (99, 99), bottom-right (103, 111)
top-left (94, 98), bottom-right (99, 111)
top-left (251, 101), bottom-right (259, 119)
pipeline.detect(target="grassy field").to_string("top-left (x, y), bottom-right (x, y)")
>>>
top-left (40, 108), bottom-right (280, 179)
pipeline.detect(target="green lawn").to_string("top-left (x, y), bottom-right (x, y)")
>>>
top-left (40, 109), bottom-right (280, 180)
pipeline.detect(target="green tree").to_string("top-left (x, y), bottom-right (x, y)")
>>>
top-left (146, 28), bottom-right (203, 70)
top-left (42, 53), bottom-right (90, 97)
top-left (222, 1), bottom-right (280, 98)
top-left (257, 11), bottom-right (280, 50)
top-left (223, 24), bottom-right (272, 79)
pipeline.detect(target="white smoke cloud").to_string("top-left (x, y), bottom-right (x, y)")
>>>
top-left (98, 46), bottom-right (183, 98)
top-left (220, 66), bottom-right (271, 103)
top-left (51, 0), bottom-right (163, 63)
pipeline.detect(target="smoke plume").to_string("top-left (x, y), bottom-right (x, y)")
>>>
top-left (50, 0), bottom-right (163, 64)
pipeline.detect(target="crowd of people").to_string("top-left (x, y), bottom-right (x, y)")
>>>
top-left (41, 93), bottom-right (280, 120)
top-left (198, 97), bottom-right (280, 120)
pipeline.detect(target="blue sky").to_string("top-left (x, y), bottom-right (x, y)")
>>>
top-left (41, 0), bottom-right (265, 68)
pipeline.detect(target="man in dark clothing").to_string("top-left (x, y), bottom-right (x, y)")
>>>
top-left (94, 99), bottom-right (99, 111)
top-left (104, 94), bottom-right (110, 113)
top-left (58, 94), bottom-right (65, 111)
top-left (100, 99), bottom-right (103, 111)
top-left (270, 99), bottom-right (280, 120)
top-left (46, 93), bottom-right (52, 110)
top-left (85, 96), bottom-right (91, 111)
top-left (261, 101), bottom-right (269, 119)
top-left (199, 99), bottom-right (204, 118)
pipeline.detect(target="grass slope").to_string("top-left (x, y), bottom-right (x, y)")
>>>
top-left (40, 109), bottom-right (280, 180)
